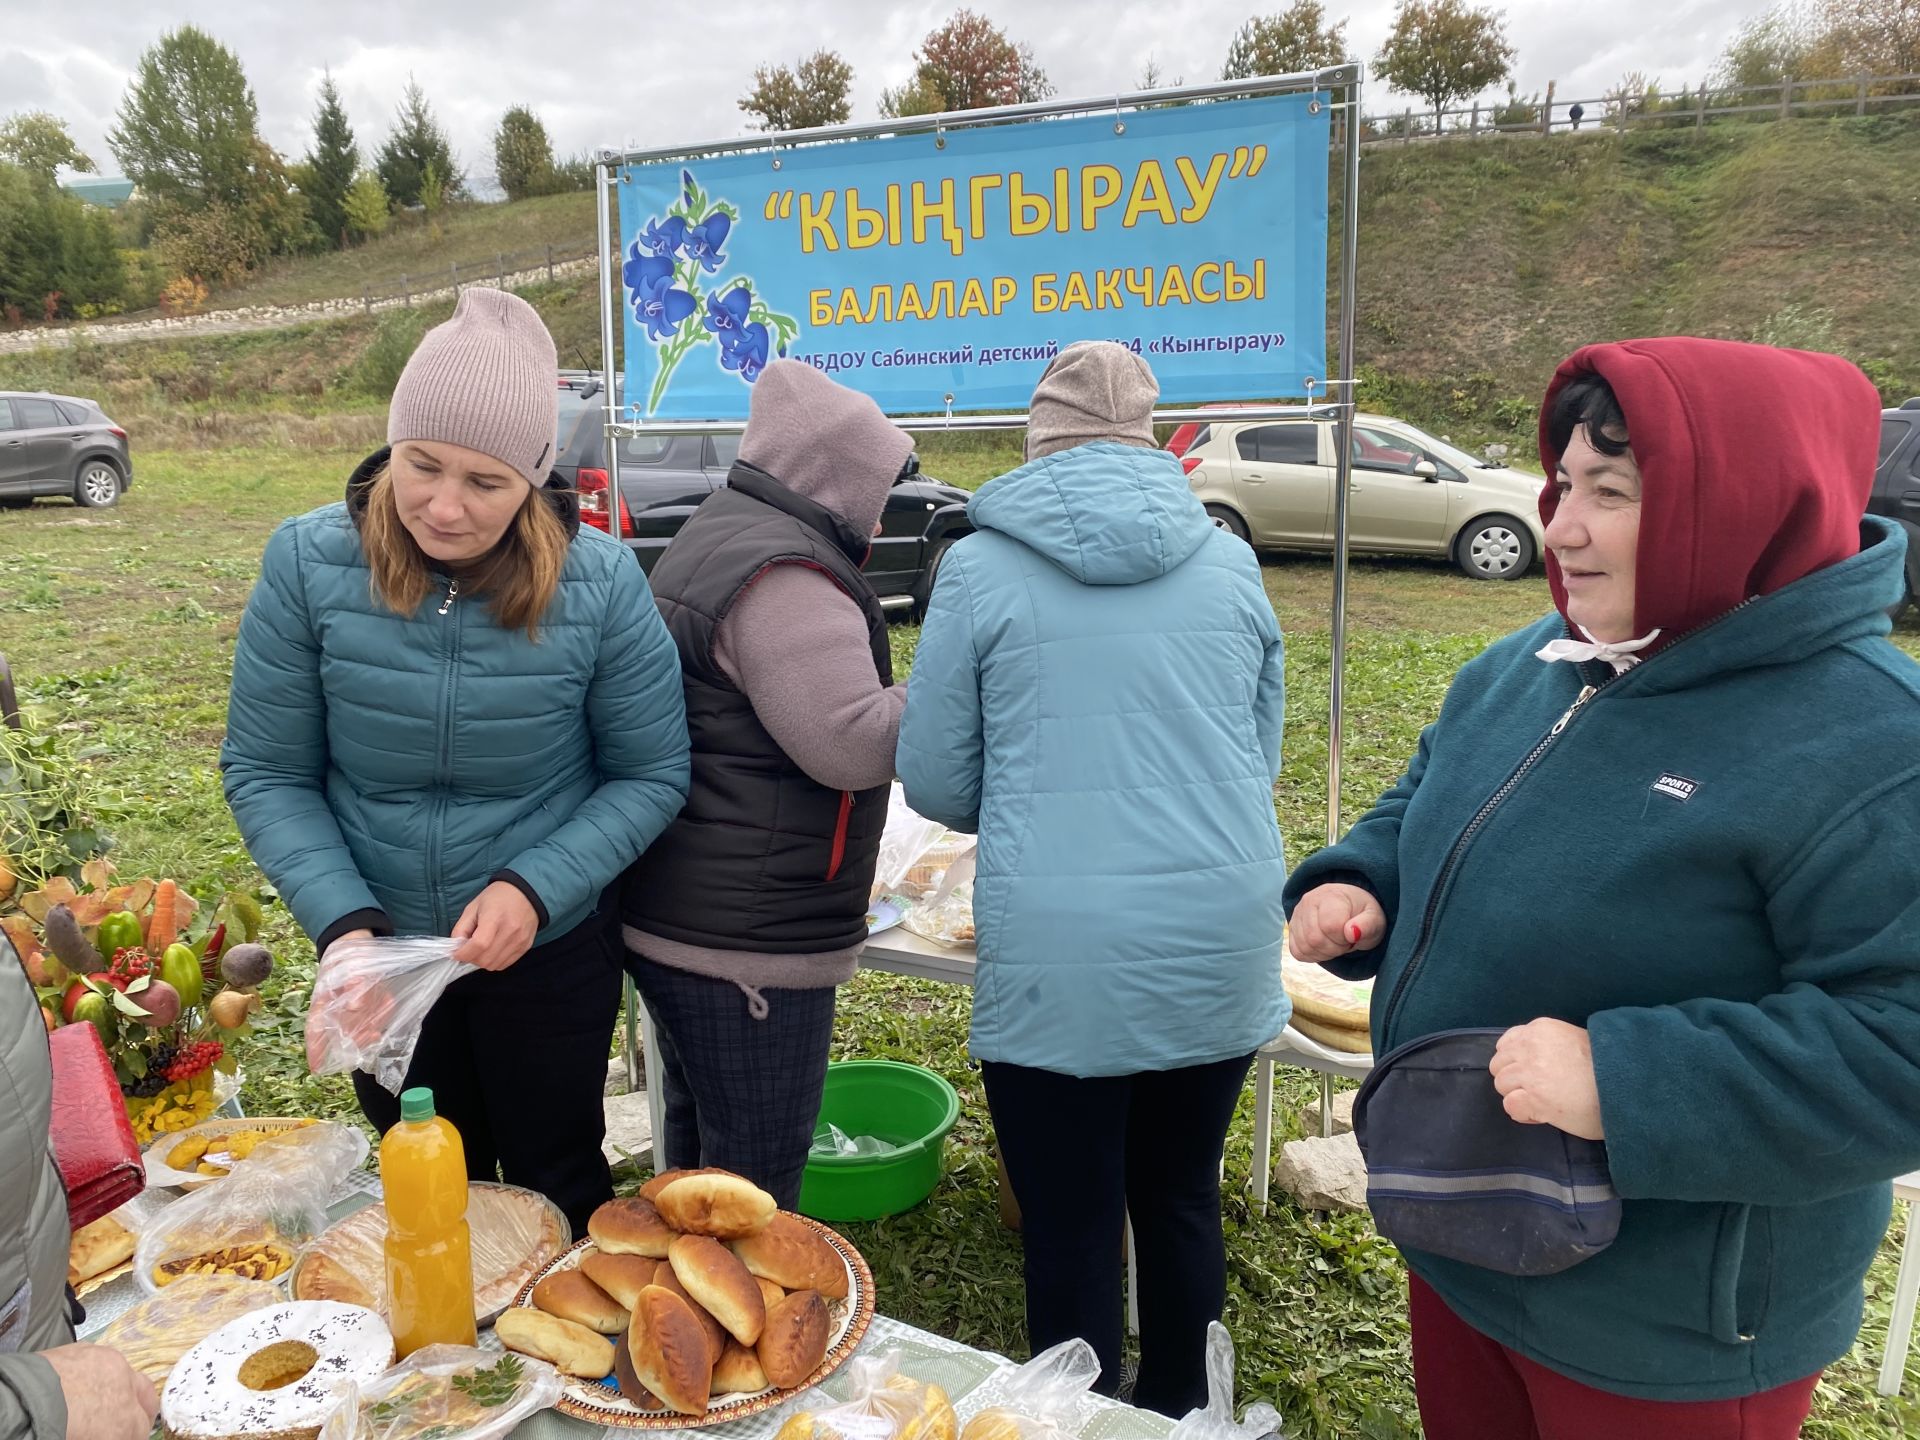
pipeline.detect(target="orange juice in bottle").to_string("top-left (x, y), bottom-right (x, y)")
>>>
top-left (381, 1086), bottom-right (477, 1356)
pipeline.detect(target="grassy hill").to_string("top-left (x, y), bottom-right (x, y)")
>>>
top-left (3, 115), bottom-right (1915, 454)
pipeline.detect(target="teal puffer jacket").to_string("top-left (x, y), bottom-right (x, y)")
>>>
top-left (222, 454), bottom-right (691, 949)
top-left (897, 442), bottom-right (1289, 1077)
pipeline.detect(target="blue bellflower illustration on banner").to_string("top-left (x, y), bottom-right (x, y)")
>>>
top-left (622, 169), bottom-right (799, 413)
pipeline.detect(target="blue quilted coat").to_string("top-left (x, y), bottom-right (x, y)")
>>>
top-left (896, 442), bottom-right (1290, 1077)
top-left (222, 455), bottom-right (691, 951)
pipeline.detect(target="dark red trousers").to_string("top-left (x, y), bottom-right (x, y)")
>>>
top-left (1409, 1275), bottom-right (1821, 1440)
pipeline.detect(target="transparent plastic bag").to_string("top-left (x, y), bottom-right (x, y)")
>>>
top-left (901, 878), bottom-right (975, 949)
top-left (317, 1345), bottom-right (565, 1440)
top-left (811, 1124), bottom-right (901, 1159)
top-left (133, 1123), bottom-right (365, 1295)
top-left (92, 1273), bottom-right (285, 1386)
top-left (959, 1340), bottom-right (1099, 1440)
top-left (306, 936), bottom-right (468, 1094)
top-left (874, 784), bottom-right (952, 903)
top-left (776, 1351), bottom-right (957, 1440)
top-left (1166, 1324), bottom-right (1282, 1440)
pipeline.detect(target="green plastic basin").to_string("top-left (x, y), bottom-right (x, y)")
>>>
top-left (797, 1060), bottom-right (960, 1222)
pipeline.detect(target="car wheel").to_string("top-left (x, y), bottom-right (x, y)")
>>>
top-left (1455, 514), bottom-right (1535, 580)
top-left (911, 537), bottom-right (957, 623)
top-left (73, 460), bottom-right (123, 509)
top-left (1205, 505), bottom-right (1251, 543)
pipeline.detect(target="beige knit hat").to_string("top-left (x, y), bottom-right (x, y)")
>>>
top-left (1025, 342), bottom-right (1160, 461)
top-left (388, 288), bottom-right (560, 485)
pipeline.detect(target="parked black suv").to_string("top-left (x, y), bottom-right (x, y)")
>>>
top-left (1873, 399), bottom-right (1920, 614)
top-left (554, 372), bottom-right (973, 618)
top-left (0, 391), bottom-right (131, 508)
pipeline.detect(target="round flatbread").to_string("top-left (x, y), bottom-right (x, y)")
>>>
top-left (1282, 955), bottom-right (1374, 1031)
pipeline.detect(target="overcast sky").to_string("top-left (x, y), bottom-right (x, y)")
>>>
top-left (11, 0), bottom-right (1767, 185)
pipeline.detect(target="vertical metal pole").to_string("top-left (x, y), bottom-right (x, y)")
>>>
top-left (1328, 71), bottom-right (1362, 851)
top-left (596, 159), bottom-right (626, 544)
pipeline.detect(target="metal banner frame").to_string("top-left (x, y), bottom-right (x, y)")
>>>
top-left (595, 63), bottom-right (1363, 855)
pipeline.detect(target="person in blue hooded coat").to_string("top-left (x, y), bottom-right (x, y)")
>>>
top-left (221, 289), bottom-right (690, 1232)
top-left (897, 343), bottom-right (1289, 1415)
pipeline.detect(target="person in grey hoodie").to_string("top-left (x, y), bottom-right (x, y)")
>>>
top-left (620, 360), bottom-right (915, 1207)
top-left (0, 932), bottom-right (161, 1440)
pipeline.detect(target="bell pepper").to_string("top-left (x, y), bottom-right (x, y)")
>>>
top-left (95, 911), bottom-right (145, 962)
top-left (160, 942), bottom-right (203, 1010)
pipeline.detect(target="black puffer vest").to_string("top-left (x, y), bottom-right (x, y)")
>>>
top-left (622, 463), bottom-right (892, 953)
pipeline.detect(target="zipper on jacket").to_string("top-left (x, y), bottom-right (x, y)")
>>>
top-left (1378, 682), bottom-right (1599, 1047)
top-left (825, 792), bottom-right (854, 881)
top-left (1376, 596), bottom-right (1761, 1049)
top-left (427, 582), bottom-right (463, 934)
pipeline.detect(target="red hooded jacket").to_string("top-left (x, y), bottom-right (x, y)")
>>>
top-left (1536, 337), bottom-right (1883, 642)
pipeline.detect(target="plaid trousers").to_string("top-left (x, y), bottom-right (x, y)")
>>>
top-left (624, 950), bottom-right (837, 1210)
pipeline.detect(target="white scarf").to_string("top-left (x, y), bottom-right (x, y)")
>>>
top-left (1535, 625), bottom-right (1663, 673)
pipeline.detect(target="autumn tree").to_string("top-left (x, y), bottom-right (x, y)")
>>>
top-left (0, 113), bottom-right (95, 180)
top-left (1222, 4), bottom-right (1349, 80)
top-left (108, 26), bottom-right (265, 208)
top-left (1373, 0), bottom-right (1515, 128)
top-left (880, 9), bottom-right (1051, 117)
top-left (343, 169), bottom-right (390, 240)
top-left (493, 106), bottom-right (556, 201)
top-left (740, 51), bottom-right (855, 131)
top-left (304, 74), bottom-right (357, 248)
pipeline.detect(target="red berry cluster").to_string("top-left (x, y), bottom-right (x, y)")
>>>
top-left (160, 1040), bottom-right (223, 1083)
top-left (110, 947), bottom-right (153, 983)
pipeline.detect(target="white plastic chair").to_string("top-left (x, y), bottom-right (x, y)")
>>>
top-left (1878, 1171), bottom-right (1920, 1396)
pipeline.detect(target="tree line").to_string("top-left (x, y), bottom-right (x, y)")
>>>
top-left (1, 0), bottom-right (1912, 325)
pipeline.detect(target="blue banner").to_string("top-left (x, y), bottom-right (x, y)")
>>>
top-left (617, 93), bottom-right (1329, 420)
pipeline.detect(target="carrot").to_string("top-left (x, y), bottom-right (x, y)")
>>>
top-left (147, 878), bottom-right (179, 952)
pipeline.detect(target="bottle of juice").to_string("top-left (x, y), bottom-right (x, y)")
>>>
top-left (381, 1086), bottom-right (477, 1357)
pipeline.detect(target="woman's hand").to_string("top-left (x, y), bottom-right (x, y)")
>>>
top-left (1288, 883), bottom-right (1387, 963)
top-left (322, 928), bottom-right (373, 960)
top-left (43, 1343), bottom-right (160, 1440)
top-left (1490, 1019), bottom-right (1605, 1140)
top-left (452, 883), bottom-right (539, 972)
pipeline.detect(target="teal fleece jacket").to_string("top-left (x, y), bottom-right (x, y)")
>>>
top-left (1287, 338), bottom-right (1920, 1401)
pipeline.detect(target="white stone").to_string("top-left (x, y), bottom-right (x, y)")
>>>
top-left (602, 1090), bottom-right (653, 1170)
top-left (1273, 1132), bottom-right (1369, 1213)
top-left (1300, 1088), bottom-right (1358, 1136)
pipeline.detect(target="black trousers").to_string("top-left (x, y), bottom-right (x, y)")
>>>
top-left (981, 1053), bottom-right (1255, 1419)
top-left (624, 951), bottom-right (837, 1212)
top-left (354, 911), bottom-right (625, 1237)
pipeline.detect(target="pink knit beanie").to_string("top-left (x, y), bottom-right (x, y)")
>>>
top-left (387, 287), bottom-right (559, 485)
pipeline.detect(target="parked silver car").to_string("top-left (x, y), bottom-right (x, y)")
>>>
top-left (0, 391), bottom-right (132, 509)
top-left (1168, 413), bottom-right (1546, 579)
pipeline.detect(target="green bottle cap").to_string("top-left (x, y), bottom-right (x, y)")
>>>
top-left (399, 1087), bottom-right (435, 1123)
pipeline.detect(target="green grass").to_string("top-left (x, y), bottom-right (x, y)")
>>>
top-left (215, 193), bottom-right (600, 310)
top-left (2, 453), bottom-right (1918, 1437)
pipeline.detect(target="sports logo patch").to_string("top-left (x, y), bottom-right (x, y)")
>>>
top-left (1650, 773), bottom-right (1698, 803)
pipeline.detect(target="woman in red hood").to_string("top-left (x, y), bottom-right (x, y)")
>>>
top-left (1285, 338), bottom-right (1920, 1435)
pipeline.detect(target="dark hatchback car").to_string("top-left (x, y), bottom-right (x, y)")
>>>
top-left (0, 391), bottom-right (131, 508)
top-left (1874, 398), bottom-right (1920, 614)
top-left (555, 372), bottom-right (973, 618)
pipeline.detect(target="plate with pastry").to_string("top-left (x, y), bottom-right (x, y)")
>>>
top-left (498, 1169), bottom-right (873, 1429)
top-left (69, 1211), bottom-right (141, 1297)
top-left (144, 1117), bottom-right (367, 1191)
top-left (289, 1182), bottom-right (569, 1326)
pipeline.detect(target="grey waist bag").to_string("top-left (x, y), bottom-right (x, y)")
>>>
top-left (1352, 1027), bottom-right (1622, 1277)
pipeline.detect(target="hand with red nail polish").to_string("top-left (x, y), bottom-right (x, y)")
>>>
top-left (1288, 882), bottom-right (1387, 964)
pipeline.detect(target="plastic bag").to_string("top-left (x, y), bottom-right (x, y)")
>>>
top-left (960, 1340), bottom-right (1099, 1440)
top-left (811, 1124), bottom-right (900, 1159)
top-left (873, 785), bottom-right (964, 903)
top-left (317, 1345), bottom-right (565, 1440)
top-left (1166, 1324), bottom-right (1282, 1440)
top-left (776, 1351), bottom-right (956, 1440)
top-left (306, 936), bottom-right (468, 1094)
top-left (92, 1273), bottom-right (285, 1386)
top-left (133, 1122), bottom-right (367, 1295)
top-left (901, 880), bottom-right (976, 949)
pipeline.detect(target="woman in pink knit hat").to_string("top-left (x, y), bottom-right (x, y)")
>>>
top-left (223, 288), bottom-right (692, 1231)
